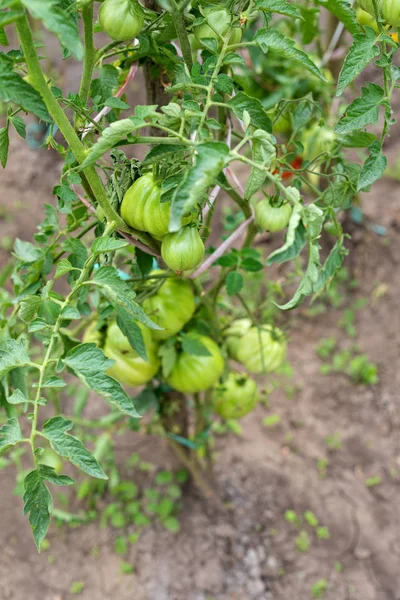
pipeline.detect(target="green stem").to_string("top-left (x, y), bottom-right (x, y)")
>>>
top-left (171, 0), bottom-right (193, 72)
top-left (75, 4), bottom-right (96, 128)
top-left (15, 10), bottom-right (125, 229)
top-left (29, 223), bottom-right (116, 461)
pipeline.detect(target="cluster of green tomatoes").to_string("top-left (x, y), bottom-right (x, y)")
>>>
top-left (84, 273), bottom-right (286, 420)
top-left (98, 0), bottom-right (243, 49)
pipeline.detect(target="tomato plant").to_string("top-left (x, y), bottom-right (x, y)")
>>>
top-left (0, 0), bottom-right (396, 551)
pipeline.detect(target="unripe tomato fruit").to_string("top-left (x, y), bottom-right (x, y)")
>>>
top-left (121, 174), bottom-right (169, 239)
top-left (223, 318), bottom-right (252, 360)
top-left (193, 8), bottom-right (242, 48)
top-left (104, 321), bottom-right (160, 386)
top-left (167, 334), bottom-right (224, 394)
top-left (255, 199), bottom-right (292, 232)
top-left (213, 372), bottom-right (259, 419)
top-left (99, 0), bottom-right (144, 42)
top-left (83, 321), bottom-right (160, 386)
top-left (302, 124), bottom-right (336, 162)
top-left (358, 0), bottom-right (400, 26)
top-left (39, 449), bottom-right (63, 474)
top-left (161, 226), bottom-right (205, 272)
top-left (121, 174), bottom-right (193, 239)
top-left (237, 326), bottom-right (286, 374)
top-left (142, 274), bottom-right (196, 340)
top-left (356, 7), bottom-right (379, 31)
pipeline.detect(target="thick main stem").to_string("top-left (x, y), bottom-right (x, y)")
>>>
top-left (15, 10), bottom-right (125, 229)
top-left (171, 0), bottom-right (193, 72)
top-left (75, 4), bottom-right (96, 128)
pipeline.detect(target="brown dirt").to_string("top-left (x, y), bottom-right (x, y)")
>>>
top-left (1, 105), bottom-right (400, 600)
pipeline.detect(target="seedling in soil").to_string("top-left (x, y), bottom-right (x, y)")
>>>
top-left (365, 475), bottom-right (382, 487)
top-left (311, 579), bottom-right (328, 598)
top-left (296, 530), bottom-right (310, 552)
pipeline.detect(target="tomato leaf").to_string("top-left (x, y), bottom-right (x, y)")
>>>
top-left (316, 0), bottom-right (361, 35)
top-left (159, 341), bottom-right (177, 378)
top-left (0, 339), bottom-right (30, 378)
top-left (357, 141), bottom-right (387, 191)
top-left (91, 236), bottom-right (129, 255)
top-left (335, 83), bottom-right (384, 134)
top-left (228, 92), bottom-right (272, 133)
top-left (23, 465), bottom-right (75, 552)
top-left (20, 0), bottom-right (83, 61)
top-left (92, 266), bottom-right (162, 331)
top-left (143, 144), bottom-right (187, 165)
top-left (0, 417), bottom-right (23, 456)
top-left (54, 258), bottom-right (78, 280)
top-left (169, 142), bottom-right (229, 232)
top-left (255, 28), bottom-right (326, 81)
top-left (255, 0), bottom-right (303, 19)
top-left (64, 343), bottom-right (141, 418)
top-left (0, 63), bottom-right (50, 122)
top-left (0, 125), bottom-right (9, 168)
top-left (336, 29), bottom-right (380, 96)
top-left (116, 308), bottom-right (148, 361)
top-left (42, 416), bottom-right (107, 479)
top-left (181, 333), bottom-right (211, 356)
top-left (226, 271), bottom-right (243, 296)
top-left (80, 117), bottom-right (148, 169)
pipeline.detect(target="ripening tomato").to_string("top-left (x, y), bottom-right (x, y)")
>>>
top-left (213, 372), bottom-right (259, 419)
top-left (104, 321), bottom-right (160, 386)
top-left (193, 8), bottom-right (242, 48)
top-left (236, 326), bottom-right (286, 374)
top-left (223, 318), bottom-right (252, 360)
top-left (161, 226), bottom-right (205, 272)
top-left (255, 198), bottom-right (292, 232)
top-left (99, 0), bottom-right (144, 42)
top-left (166, 333), bottom-right (224, 393)
top-left (358, 0), bottom-right (400, 26)
top-left (142, 274), bottom-right (196, 340)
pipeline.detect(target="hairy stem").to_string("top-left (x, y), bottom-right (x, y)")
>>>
top-left (75, 3), bottom-right (96, 128)
top-left (171, 0), bottom-right (193, 72)
top-left (15, 10), bottom-right (125, 229)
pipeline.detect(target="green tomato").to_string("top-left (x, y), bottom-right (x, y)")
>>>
top-left (121, 174), bottom-right (193, 239)
top-left (161, 226), bottom-right (205, 272)
top-left (236, 326), bottom-right (286, 374)
top-left (89, 321), bottom-right (160, 387)
top-left (255, 199), bottom-right (292, 232)
top-left (324, 220), bottom-right (340, 236)
top-left (302, 124), bottom-right (336, 162)
top-left (268, 109), bottom-right (292, 135)
top-left (223, 318), bottom-right (252, 360)
top-left (121, 174), bottom-right (170, 239)
top-left (142, 274), bottom-right (196, 340)
top-left (167, 333), bottom-right (224, 394)
top-left (99, 0), bottom-right (144, 42)
top-left (39, 449), bottom-right (63, 474)
top-left (358, 0), bottom-right (400, 26)
top-left (356, 7), bottom-right (379, 31)
top-left (213, 372), bottom-right (259, 419)
top-left (193, 8), bottom-right (242, 48)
